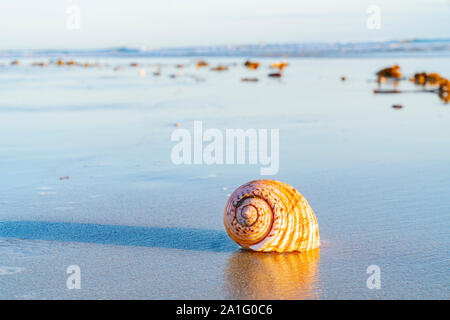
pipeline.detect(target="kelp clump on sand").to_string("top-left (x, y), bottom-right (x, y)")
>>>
top-left (374, 65), bottom-right (450, 104)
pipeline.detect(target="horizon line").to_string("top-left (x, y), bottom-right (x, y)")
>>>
top-left (2, 37), bottom-right (450, 52)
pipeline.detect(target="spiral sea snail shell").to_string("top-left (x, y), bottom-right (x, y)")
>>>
top-left (224, 180), bottom-right (320, 253)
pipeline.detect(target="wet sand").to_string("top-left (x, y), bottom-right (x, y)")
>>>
top-left (0, 57), bottom-right (449, 299)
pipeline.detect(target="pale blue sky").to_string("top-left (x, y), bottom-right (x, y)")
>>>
top-left (1, 0), bottom-right (449, 49)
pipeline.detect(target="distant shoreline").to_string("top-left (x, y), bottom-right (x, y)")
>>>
top-left (2, 38), bottom-right (450, 58)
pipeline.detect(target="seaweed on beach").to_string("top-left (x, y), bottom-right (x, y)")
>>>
top-left (374, 65), bottom-right (450, 104)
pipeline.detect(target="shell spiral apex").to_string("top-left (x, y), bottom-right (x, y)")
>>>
top-left (223, 180), bottom-right (320, 253)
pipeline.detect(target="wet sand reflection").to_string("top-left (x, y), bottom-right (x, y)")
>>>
top-left (225, 249), bottom-right (320, 299)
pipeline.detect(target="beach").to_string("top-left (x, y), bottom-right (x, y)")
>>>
top-left (0, 56), bottom-right (449, 299)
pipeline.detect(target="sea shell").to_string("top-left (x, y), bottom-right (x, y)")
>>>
top-left (223, 180), bottom-right (320, 253)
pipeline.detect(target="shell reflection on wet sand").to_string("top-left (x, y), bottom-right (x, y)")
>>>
top-left (225, 249), bottom-right (320, 299)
